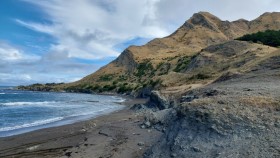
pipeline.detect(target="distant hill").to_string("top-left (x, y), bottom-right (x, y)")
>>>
top-left (19, 12), bottom-right (280, 96)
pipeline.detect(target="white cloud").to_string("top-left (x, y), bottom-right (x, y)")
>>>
top-left (18, 0), bottom-right (280, 61)
top-left (15, 19), bottom-right (55, 34)
top-left (0, 73), bottom-right (32, 86)
top-left (20, 74), bottom-right (32, 81)
top-left (18, 0), bottom-right (170, 60)
top-left (0, 42), bottom-right (40, 61)
top-left (0, 47), bottom-right (22, 61)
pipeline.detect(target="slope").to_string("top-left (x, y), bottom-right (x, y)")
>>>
top-left (19, 12), bottom-right (280, 95)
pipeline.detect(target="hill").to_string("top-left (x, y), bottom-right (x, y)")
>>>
top-left (19, 12), bottom-right (280, 96)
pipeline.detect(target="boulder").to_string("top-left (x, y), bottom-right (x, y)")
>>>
top-left (149, 91), bottom-right (170, 110)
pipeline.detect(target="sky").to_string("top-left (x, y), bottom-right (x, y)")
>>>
top-left (0, 0), bottom-right (280, 86)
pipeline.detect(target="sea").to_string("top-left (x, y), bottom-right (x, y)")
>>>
top-left (0, 86), bottom-right (125, 137)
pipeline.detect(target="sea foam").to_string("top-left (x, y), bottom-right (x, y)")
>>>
top-left (0, 117), bottom-right (64, 132)
top-left (1, 101), bottom-right (57, 106)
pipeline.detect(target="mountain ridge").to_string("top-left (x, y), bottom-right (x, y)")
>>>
top-left (19, 11), bottom-right (280, 95)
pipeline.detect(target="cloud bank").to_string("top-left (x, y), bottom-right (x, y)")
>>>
top-left (19, 0), bottom-right (280, 60)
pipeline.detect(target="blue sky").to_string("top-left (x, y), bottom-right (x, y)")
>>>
top-left (0, 0), bottom-right (279, 86)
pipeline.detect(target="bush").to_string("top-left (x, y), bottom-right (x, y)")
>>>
top-left (98, 74), bottom-right (114, 82)
top-left (190, 73), bottom-right (211, 80)
top-left (174, 56), bottom-right (191, 72)
top-left (102, 84), bottom-right (116, 91)
top-left (157, 63), bottom-right (171, 76)
top-left (236, 30), bottom-right (280, 47)
top-left (134, 60), bottom-right (154, 77)
top-left (118, 75), bottom-right (128, 81)
top-left (156, 62), bottom-right (164, 69)
top-left (150, 79), bottom-right (162, 87)
top-left (117, 84), bottom-right (133, 93)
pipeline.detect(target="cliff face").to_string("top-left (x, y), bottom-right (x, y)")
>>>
top-left (34, 12), bottom-right (279, 94)
top-left (144, 67), bottom-right (280, 158)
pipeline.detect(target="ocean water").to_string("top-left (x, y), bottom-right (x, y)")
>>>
top-left (0, 87), bottom-right (125, 137)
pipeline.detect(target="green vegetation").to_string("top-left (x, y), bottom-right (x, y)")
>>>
top-left (118, 75), bottom-right (128, 81)
top-left (149, 79), bottom-right (162, 87)
top-left (102, 84), bottom-right (117, 91)
top-left (91, 85), bottom-right (101, 91)
top-left (134, 60), bottom-right (155, 77)
top-left (174, 56), bottom-right (191, 72)
top-left (236, 30), bottom-right (280, 47)
top-left (64, 83), bottom-right (117, 93)
top-left (163, 55), bottom-right (179, 61)
top-left (61, 78), bottom-right (162, 94)
top-left (17, 83), bottom-right (64, 92)
top-left (98, 74), bottom-right (114, 82)
top-left (45, 83), bottom-right (64, 86)
top-left (157, 63), bottom-right (171, 76)
top-left (156, 62), bottom-right (164, 69)
top-left (65, 85), bottom-right (92, 93)
top-left (117, 83), bottom-right (133, 93)
top-left (189, 73), bottom-right (211, 80)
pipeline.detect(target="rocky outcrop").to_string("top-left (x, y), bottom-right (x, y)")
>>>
top-left (144, 69), bottom-right (280, 158)
top-left (145, 102), bottom-right (280, 158)
top-left (112, 48), bottom-right (137, 73)
top-left (148, 91), bottom-right (172, 110)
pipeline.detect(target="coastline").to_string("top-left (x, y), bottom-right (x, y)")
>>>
top-left (0, 97), bottom-right (162, 158)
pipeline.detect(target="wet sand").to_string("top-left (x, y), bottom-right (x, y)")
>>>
top-left (0, 98), bottom-right (162, 158)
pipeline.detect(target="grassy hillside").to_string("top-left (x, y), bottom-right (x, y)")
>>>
top-left (18, 12), bottom-right (280, 96)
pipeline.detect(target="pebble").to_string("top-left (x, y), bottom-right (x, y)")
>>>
top-left (192, 147), bottom-right (202, 152)
top-left (144, 121), bottom-right (151, 127)
top-left (138, 142), bottom-right (145, 146)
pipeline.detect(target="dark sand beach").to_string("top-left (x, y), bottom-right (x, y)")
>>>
top-left (0, 98), bottom-right (162, 158)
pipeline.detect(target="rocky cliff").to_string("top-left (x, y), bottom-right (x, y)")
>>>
top-left (144, 68), bottom-right (280, 158)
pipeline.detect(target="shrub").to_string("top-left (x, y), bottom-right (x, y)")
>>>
top-left (134, 60), bottom-right (154, 77)
top-left (102, 84), bottom-right (116, 91)
top-left (156, 62), bottom-right (164, 69)
top-left (190, 73), bottom-right (211, 80)
top-left (150, 79), bottom-right (162, 87)
top-left (118, 75), bottom-right (128, 81)
top-left (117, 84), bottom-right (133, 93)
top-left (236, 30), bottom-right (280, 47)
top-left (98, 74), bottom-right (114, 82)
top-left (174, 56), bottom-right (191, 72)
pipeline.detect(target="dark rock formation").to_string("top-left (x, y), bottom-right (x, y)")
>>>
top-left (148, 91), bottom-right (171, 110)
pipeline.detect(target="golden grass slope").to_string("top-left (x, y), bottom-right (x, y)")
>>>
top-left (61, 12), bottom-right (280, 93)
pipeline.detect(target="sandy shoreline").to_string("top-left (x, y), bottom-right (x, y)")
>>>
top-left (0, 98), bottom-right (162, 158)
